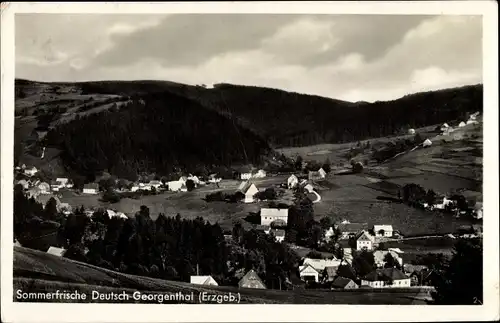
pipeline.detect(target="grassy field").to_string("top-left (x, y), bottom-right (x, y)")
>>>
top-left (13, 246), bottom-right (432, 304)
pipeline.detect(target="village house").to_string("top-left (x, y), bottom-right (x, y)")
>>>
top-left (208, 174), bottom-right (221, 184)
top-left (238, 181), bottom-right (259, 203)
top-left (83, 183), bottom-right (99, 194)
top-left (356, 231), bottom-right (375, 251)
top-left (433, 196), bottom-right (453, 210)
top-left (167, 180), bottom-right (183, 192)
top-left (59, 203), bottom-right (72, 215)
top-left (190, 275), bottom-right (218, 286)
top-left (336, 221), bottom-right (368, 239)
top-left (38, 182), bottom-right (51, 194)
top-left (299, 264), bottom-right (320, 283)
top-left (14, 239), bottom-right (22, 247)
top-left (408, 128), bottom-right (416, 135)
top-left (187, 175), bottom-right (201, 186)
top-left (361, 268), bottom-right (411, 288)
top-left (238, 269), bottom-right (266, 289)
top-left (322, 266), bottom-right (340, 283)
top-left (46, 246), bottom-right (66, 257)
top-left (287, 174), bottom-right (299, 189)
top-left (373, 225), bottom-right (393, 238)
top-left (458, 121), bottom-right (466, 127)
top-left (308, 168), bottom-right (326, 181)
top-left (440, 123), bottom-right (450, 132)
top-left (422, 139), bottom-right (433, 147)
top-left (178, 176), bottom-right (188, 185)
top-left (130, 184), bottom-right (140, 192)
top-left (138, 182), bottom-right (152, 191)
top-left (253, 169), bottom-right (267, 179)
top-left (304, 183), bottom-right (314, 193)
top-left (373, 250), bottom-right (403, 268)
top-left (260, 207), bottom-right (289, 226)
top-left (148, 180), bottom-right (162, 189)
top-left (50, 180), bottom-right (60, 191)
top-left (56, 178), bottom-right (69, 187)
top-left (240, 172), bottom-right (253, 180)
top-left (331, 277), bottom-right (359, 290)
top-left (24, 166), bottom-right (38, 177)
top-left (473, 202), bottom-right (483, 219)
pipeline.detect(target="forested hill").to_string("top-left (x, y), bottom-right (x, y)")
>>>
top-left (44, 91), bottom-right (270, 180)
top-left (74, 81), bottom-right (483, 147)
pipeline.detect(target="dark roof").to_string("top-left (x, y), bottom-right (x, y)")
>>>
top-left (404, 264), bottom-right (428, 274)
top-left (363, 268), bottom-right (407, 281)
top-left (331, 276), bottom-right (356, 289)
top-left (337, 223), bottom-right (367, 233)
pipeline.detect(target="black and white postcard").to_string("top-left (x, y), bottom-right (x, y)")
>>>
top-left (1, 2), bottom-right (499, 322)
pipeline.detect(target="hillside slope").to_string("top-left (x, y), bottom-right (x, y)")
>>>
top-left (43, 91), bottom-right (270, 179)
top-left (14, 246), bottom-right (431, 304)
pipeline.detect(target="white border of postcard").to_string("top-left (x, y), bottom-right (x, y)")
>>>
top-left (2, 2), bottom-right (499, 322)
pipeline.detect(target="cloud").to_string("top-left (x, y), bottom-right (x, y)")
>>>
top-left (15, 14), bottom-right (482, 102)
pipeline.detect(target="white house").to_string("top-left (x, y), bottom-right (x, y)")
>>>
top-left (260, 207), bottom-right (289, 226)
top-left (83, 183), bottom-right (99, 194)
top-left (467, 119), bottom-right (478, 125)
top-left (458, 121), bottom-right (466, 127)
top-left (238, 182), bottom-right (259, 203)
top-left (408, 128), bottom-right (416, 135)
top-left (287, 174), bottom-right (299, 189)
top-left (318, 168), bottom-right (327, 178)
top-left (187, 175), bottom-right (201, 185)
top-left (190, 275), bottom-right (218, 286)
top-left (240, 172), bottom-right (253, 180)
top-left (46, 246), bottom-right (66, 257)
top-left (440, 123), bottom-right (449, 132)
top-left (422, 139), bottom-right (432, 147)
top-left (356, 231), bottom-right (375, 251)
top-left (24, 166), bottom-right (38, 177)
top-left (253, 169), bottom-right (266, 178)
top-left (178, 176), bottom-right (188, 185)
top-left (167, 180), bottom-right (183, 192)
top-left (56, 178), bottom-right (69, 187)
top-left (361, 268), bottom-right (411, 288)
top-left (299, 264), bottom-right (320, 283)
top-left (324, 226), bottom-right (335, 242)
top-left (304, 183), bottom-right (314, 193)
top-left (130, 185), bottom-right (140, 192)
top-left (38, 182), bottom-right (51, 194)
top-left (433, 196), bottom-right (453, 210)
top-left (373, 225), bottom-right (393, 237)
top-left (149, 180), bottom-right (162, 189)
top-left (302, 258), bottom-right (342, 273)
top-left (208, 174), bottom-right (222, 184)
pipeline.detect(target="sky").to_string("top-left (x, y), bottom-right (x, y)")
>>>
top-left (15, 14), bottom-right (482, 102)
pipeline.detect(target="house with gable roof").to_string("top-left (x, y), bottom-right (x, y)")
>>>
top-left (331, 277), bottom-right (358, 290)
top-left (238, 269), bottom-right (266, 289)
top-left (361, 268), bottom-right (411, 288)
top-left (373, 225), bottom-right (393, 237)
top-left (287, 174), bottom-right (299, 189)
top-left (260, 207), bottom-right (288, 226)
top-left (356, 231), bottom-right (375, 251)
top-left (238, 181), bottom-right (259, 203)
top-left (190, 275), bottom-right (218, 286)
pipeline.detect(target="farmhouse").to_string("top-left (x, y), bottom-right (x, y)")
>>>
top-left (422, 139), bottom-right (432, 147)
top-left (46, 246), bottom-right (66, 257)
top-left (130, 184), bottom-right (140, 192)
top-left (238, 269), bottom-right (266, 289)
top-left (167, 180), bottom-right (183, 192)
top-left (336, 222), bottom-right (368, 239)
top-left (458, 121), bottom-right (466, 127)
top-left (238, 181), bottom-right (259, 203)
top-left (408, 128), bottom-right (416, 135)
top-left (331, 277), bottom-right (358, 290)
top-left (178, 176), bottom-right (188, 185)
top-left (287, 174), bottom-right (299, 189)
top-left (356, 231), bottom-right (375, 251)
top-left (190, 275), bottom-right (218, 286)
top-left (308, 168), bottom-right (326, 181)
top-left (38, 182), bottom-right (51, 194)
top-left (302, 257), bottom-right (342, 273)
top-left (299, 264), bottom-right (320, 283)
top-left (373, 225), bottom-right (393, 237)
top-left (304, 183), bottom-right (314, 193)
top-left (83, 183), bottom-right (99, 194)
top-left (440, 123), bottom-right (449, 131)
top-left (260, 207), bottom-right (288, 226)
top-left (24, 166), bottom-right (38, 177)
top-left (56, 178), bottom-right (69, 187)
top-left (433, 196), bottom-right (453, 210)
top-left (187, 175), bottom-right (201, 185)
top-left (473, 202), bottom-right (483, 219)
top-left (253, 169), bottom-right (267, 178)
top-left (361, 268), bottom-right (411, 288)
top-left (208, 174), bottom-right (221, 183)
top-left (149, 180), bottom-right (162, 189)
top-left (373, 250), bottom-right (403, 268)
top-left (240, 172), bottom-right (253, 180)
